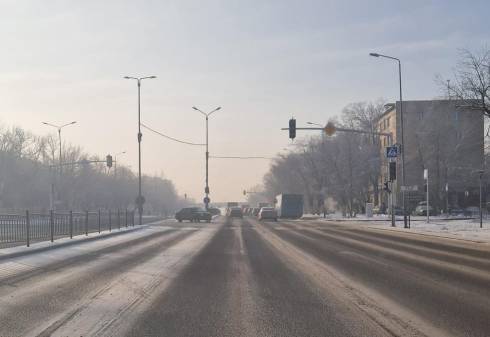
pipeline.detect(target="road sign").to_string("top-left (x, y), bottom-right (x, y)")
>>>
top-left (401, 185), bottom-right (418, 192)
top-left (324, 122), bottom-right (336, 136)
top-left (386, 146), bottom-right (399, 158)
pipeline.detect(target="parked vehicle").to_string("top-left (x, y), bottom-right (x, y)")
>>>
top-left (175, 207), bottom-right (212, 223)
top-left (258, 207), bottom-right (278, 221)
top-left (208, 207), bottom-right (221, 216)
top-left (414, 201), bottom-right (436, 216)
top-left (464, 206), bottom-right (480, 217)
top-left (449, 208), bottom-right (465, 216)
top-left (276, 194), bottom-right (303, 218)
top-left (228, 207), bottom-right (243, 218)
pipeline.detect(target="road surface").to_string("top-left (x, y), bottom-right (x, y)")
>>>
top-left (0, 217), bottom-right (489, 337)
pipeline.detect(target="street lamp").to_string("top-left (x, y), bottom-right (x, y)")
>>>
top-left (370, 52), bottom-right (407, 228)
top-left (124, 75), bottom-right (156, 225)
top-left (477, 169), bottom-right (485, 228)
top-left (42, 121), bottom-right (77, 210)
top-left (307, 121), bottom-right (325, 139)
top-left (192, 106), bottom-right (222, 210)
top-left (42, 121), bottom-right (77, 175)
top-left (114, 151), bottom-right (126, 178)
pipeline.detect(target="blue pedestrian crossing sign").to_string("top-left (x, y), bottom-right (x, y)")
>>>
top-left (386, 145), bottom-right (399, 158)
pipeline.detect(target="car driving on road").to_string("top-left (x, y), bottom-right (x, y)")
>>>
top-left (227, 207), bottom-right (243, 218)
top-left (258, 207), bottom-right (278, 221)
top-left (175, 207), bottom-right (212, 223)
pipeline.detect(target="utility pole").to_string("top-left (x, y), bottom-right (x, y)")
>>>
top-left (192, 106), bottom-right (222, 210)
top-left (114, 151), bottom-right (126, 179)
top-left (370, 52), bottom-right (407, 228)
top-left (424, 168), bottom-right (429, 223)
top-left (42, 121), bottom-right (77, 209)
top-left (478, 170), bottom-right (484, 228)
top-left (124, 75), bottom-right (156, 225)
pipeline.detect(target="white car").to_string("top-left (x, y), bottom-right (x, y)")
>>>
top-left (258, 207), bottom-right (278, 221)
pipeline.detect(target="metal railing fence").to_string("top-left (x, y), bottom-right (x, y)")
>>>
top-left (0, 209), bottom-right (136, 248)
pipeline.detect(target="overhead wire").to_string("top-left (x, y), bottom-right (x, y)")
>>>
top-left (210, 156), bottom-right (273, 160)
top-left (141, 123), bottom-right (205, 146)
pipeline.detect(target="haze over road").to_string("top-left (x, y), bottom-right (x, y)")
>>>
top-left (0, 217), bottom-right (489, 337)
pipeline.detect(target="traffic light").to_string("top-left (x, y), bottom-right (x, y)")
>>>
top-left (243, 190), bottom-right (247, 196)
top-left (289, 118), bottom-right (296, 139)
top-left (389, 162), bottom-right (396, 181)
top-left (106, 155), bottom-right (113, 168)
top-left (383, 182), bottom-right (391, 193)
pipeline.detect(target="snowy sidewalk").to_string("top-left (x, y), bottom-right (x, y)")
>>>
top-left (304, 213), bottom-right (490, 244)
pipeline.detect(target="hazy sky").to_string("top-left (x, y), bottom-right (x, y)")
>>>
top-left (0, 0), bottom-right (488, 202)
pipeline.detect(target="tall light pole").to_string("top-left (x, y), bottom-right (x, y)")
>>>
top-left (370, 52), bottom-right (408, 228)
top-left (114, 151), bottom-right (126, 178)
top-left (42, 121), bottom-right (77, 175)
top-left (192, 106), bottom-right (222, 210)
top-left (307, 121), bottom-right (325, 140)
top-left (42, 121), bottom-right (77, 210)
top-left (124, 75), bottom-right (156, 225)
top-left (477, 169), bottom-right (484, 228)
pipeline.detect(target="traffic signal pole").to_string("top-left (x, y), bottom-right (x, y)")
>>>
top-left (284, 120), bottom-right (395, 226)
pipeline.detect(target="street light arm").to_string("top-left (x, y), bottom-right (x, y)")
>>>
top-left (207, 107), bottom-right (222, 117)
top-left (370, 52), bottom-right (400, 62)
top-left (192, 106), bottom-right (207, 117)
top-left (42, 122), bottom-right (60, 129)
top-left (140, 76), bottom-right (157, 80)
top-left (60, 121), bottom-right (77, 129)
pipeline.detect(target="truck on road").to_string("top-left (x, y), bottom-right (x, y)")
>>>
top-left (275, 194), bottom-right (303, 219)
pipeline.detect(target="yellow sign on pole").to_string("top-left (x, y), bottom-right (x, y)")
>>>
top-left (324, 122), bottom-right (336, 136)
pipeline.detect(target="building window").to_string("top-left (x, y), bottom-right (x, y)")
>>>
top-left (387, 117), bottom-right (390, 128)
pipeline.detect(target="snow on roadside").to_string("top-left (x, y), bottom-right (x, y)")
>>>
top-left (303, 213), bottom-right (490, 243)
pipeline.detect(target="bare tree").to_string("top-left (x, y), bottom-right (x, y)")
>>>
top-left (437, 48), bottom-right (490, 117)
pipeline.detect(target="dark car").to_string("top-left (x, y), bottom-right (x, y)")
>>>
top-left (449, 208), bottom-right (465, 216)
top-left (208, 207), bottom-right (221, 216)
top-left (228, 207), bottom-right (243, 218)
top-left (175, 207), bottom-right (212, 223)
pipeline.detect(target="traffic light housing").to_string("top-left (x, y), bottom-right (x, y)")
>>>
top-left (243, 190), bottom-right (247, 196)
top-left (106, 155), bottom-right (113, 168)
top-left (383, 182), bottom-right (391, 193)
top-left (389, 162), bottom-right (396, 181)
top-left (289, 118), bottom-right (296, 139)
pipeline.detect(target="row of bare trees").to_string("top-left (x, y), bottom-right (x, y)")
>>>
top-left (0, 125), bottom-right (185, 215)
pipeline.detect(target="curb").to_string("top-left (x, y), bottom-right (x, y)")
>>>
top-left (366, 226), bottom-right (490, 244)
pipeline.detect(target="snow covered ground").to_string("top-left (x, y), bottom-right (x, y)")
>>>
top-left (303, 213), bottom-right (490, 243)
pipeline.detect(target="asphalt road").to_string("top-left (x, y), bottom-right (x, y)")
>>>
top-left (0, 216), bottom-right (489, 337)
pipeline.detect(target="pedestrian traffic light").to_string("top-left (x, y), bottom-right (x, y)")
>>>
top-left (106, 155), bottom-right (113, 168)
top-left (389, 162), bottom-right (396, 181)
top-left (289, 118), bottom-right (296, 139)
top-left (383, 182), bottom-right (391, 193)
